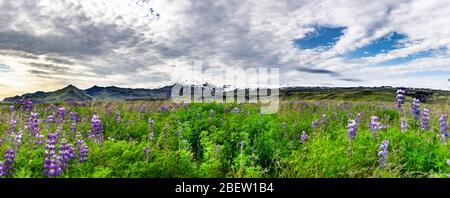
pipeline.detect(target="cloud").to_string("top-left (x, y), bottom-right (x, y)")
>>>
top-left (1, 0), bottom-right (450, 100)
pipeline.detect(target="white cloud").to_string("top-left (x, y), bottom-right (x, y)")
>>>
top-left (0, 0), bottom-right (449, 99)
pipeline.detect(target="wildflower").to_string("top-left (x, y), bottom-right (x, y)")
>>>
top-left (25, 99), bottom-right (33, 112)
top-left (159, 105), bottom-right (170, 112)
top-left (355, 113), bottom-right (361, 124)
top-left (370, 116), bottom-right (380, 141)
top-left (140, 104), bottom-right (146, 113)
top-left (115, 111), bottom-right (121, 123)
top-left (9, 105), bottom-right (14, 113)
top-left (77, 137), bottom-right (88, 162)
top-left (3, 148), bottom-right (15, 177)
top-left (400, 118), bottom-right (408, 131)
top-left (240, 141), bottom-right (245, 149)
top-left (209, 109), bottom-right (214, 117)
top-left (90, 114), bottom-right (104, 144)
top-left (58, 106), bottom-right (66, 124)
top-left (44, 132), bottom-right (61, 177)
top-left (378, 140), bottom-right (389, 168)
top-left (106, 103), bottom-right (113, 116)
top-left (311, 120), bottom-right (320, 129)
top-left (59, 139), bottom-right (76, 171)
top-left (300, 131), bottom-right (308, 144)
top-left (0, 161), bottom-right (3, 177)
top-left (321, 114), bottom-right (326, 124)
top-left (47, 113), bottom-right (56, 124)
top-left (396, 88), bottom-right (406, 110)
top-left (8, 117), bottom-right (17, 133)
top-left (421, 108), bottom-right (430, 131)
top-left (411, 98), bottom-right (420, 121)
top-left (347, 119), bottom-right (357, 141)
top-left (30, 112), bottom-right (43, 145)
top-left (232, 107), bottom-right (240, 113)
top-left (439, 114), bottom-right (448, 142)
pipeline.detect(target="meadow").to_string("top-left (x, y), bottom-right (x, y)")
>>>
top-left (0, 90), bottom-right (449, 178)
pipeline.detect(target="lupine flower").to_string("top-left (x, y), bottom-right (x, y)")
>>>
top-left (90, 114), bottom-right (104, 144)
top-left (411, 98), bottom-right (420, 121)
top-left (9, 105), bottom-right (14, 114)
top-left (370, 116), bottom-right (381, 141)
top-left (69, 112), bottom-right (78, 123)
top-left (3, 148), bottom-right (15, 177)
top-left (115, 111), bottom-right (121, 123)
top-left (311, 120), bottom-right (320, 129)
top-left (77, 134), bottom-right (88, 162)
top-left (321, 114), bottom-right (326, 124)
top-left (0, 161), bottom-right (3, 177)
top-left (143, 147), bottom-right (151, 160)
top-left (439, 114), bottom-right (448, 142)
top-left (140, 104), bottom-right (146, 113)
top-left (396, 88), bottom-right (406, 110)
top-left (355, 113), bottom-right (361, 124)
top-left (106, 103), bottom-right (113, 116)
top-left (58, 106), bottom-right (66, 124)
top-left (30, 112), bottom-right (43, 145)
top-left (159, 105), bottom-right (170, 112)
top-left (44, 132), bottom-right (61, 177)
top-left (8, 117), bottom-right (17, 133)
top-left (400, 118), bottom-right (408, 131)
top-left (18, 97), bottom-right (25, 112)
top-left (300, 131), bottom-right (308, 144)
top-left (347, 119), bottom-right (357, 141)
top-left (25, 99), bottom-right (33, 112)
top-left (421, 108), bottom-right (430, 131)
top-left (47, 113), bottom-right (56, 124)
top-left (59, 139), bottom-right (76, 170)
top-left (232, 107), bottom-right (240, 113)
top-left (378, 140), bottom-right (389, 168)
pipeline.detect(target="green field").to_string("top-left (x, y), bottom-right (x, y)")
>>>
top-left (0, 96), bottom-right (449, 178)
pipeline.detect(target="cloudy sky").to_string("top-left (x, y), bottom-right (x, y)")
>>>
top-left (1, 0), bottom-right (450, 100)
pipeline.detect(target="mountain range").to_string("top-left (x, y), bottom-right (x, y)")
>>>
top-left (1, 84), bottom-right (449, 104)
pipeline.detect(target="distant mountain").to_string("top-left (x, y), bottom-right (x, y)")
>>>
top-left (1, 84), bottom-right (449, 104)
top-left (1, 84), bottom-right (176, 103)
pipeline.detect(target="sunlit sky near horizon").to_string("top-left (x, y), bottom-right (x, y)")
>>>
top-left (1, 0), bottom-right (450, 100)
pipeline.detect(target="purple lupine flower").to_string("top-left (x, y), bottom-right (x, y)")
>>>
top-left (59, 139), bottom-right (76, 171)
top-left (232, 107), bottom-right (240, 113)
top-left (44, 132), bottom-right (61, 177)
top-left (300, 131), bottom-right (308, 144)
top-left (57, 106), bottom-right (66, 124)
top-left (77, 134), bottom-right (88, 162)
top-left (396, 88), bottom-right (406, 110)
top-left (321, 114), bottom-right (326, 124)
top-left (439, 114), bottom-right (448, 142)
top-left (90, 114), bottom-right (104, 144)
top-left (400, 118), bottom-right (408, 131)
top-left (370, 116), bottom-right (381, 141)
top-left (8, 117), bottom-right (17, 133)
top-left (411, 98), bottom-right (420, 121)
top-left (159, 105), bottom-right (170, 112)
top-left (148, 118), bottom-right (154, 141)
top-left (9, 105), bottom-right (14, 114)
top-left (106, 103), bottom-right (113, 116)
top-left (18, 97), bottom-right (25, 112)
top-left (347, 119), bottom-right (357, 141)
top-left (25, 99), bottom-right (33, 112)
top-left (421, 108), bottom-right (430, 131)
top-left (140, 104), bottom-right (146, 113)
top-left (311, 120), bottom-right (320, 129)
top-left (378, 140), bottom-right (389, 168)
top-left (115, 111), bottom-right (121, 123)
top-left (69, 112), bottom-right (78, 123)
top-left (3, 148), bottom-right (15, 177)
top-left (47, 112), bottom-right (56, 124)
top-left (0, 161), bottom-right (3, 177)
top-left (355, 113), bottom-right (361, 124)
top-left (30, 112), bottom-right (43, 145)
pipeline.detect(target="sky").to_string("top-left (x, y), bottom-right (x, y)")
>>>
top-left (1, 0), bottom-right (450, 100)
